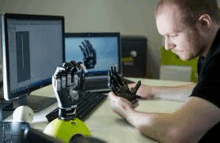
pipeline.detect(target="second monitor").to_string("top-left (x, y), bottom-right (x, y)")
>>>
top-left (65, 32), bottom-right (122, 92)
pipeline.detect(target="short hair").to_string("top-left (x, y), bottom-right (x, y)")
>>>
top-left (155, 0), bottom-right (220, 26)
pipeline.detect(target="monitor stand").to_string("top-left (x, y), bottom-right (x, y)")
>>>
top-left (0, 94), bottom-right (57, 120)
top-left (0, 101), bottom-right (13, 121)
top-left (24, 95), bottom-right (57, 112)
top-left (13, 94), bottom-right (57, 112)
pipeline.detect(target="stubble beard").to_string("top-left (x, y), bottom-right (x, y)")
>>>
top-left (187, 26), bottom-right (206, 60)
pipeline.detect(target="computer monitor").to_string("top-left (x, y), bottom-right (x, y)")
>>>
top-left (65, 32), bottom-right (122, 92)
top-left (0, 13), bottom-right (65, 112)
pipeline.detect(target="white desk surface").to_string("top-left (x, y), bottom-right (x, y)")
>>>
top-left (5, 78), bottom-right (192, 143)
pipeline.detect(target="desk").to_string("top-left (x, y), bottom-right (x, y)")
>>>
top-left (5, 78), bottom-right (192, 143)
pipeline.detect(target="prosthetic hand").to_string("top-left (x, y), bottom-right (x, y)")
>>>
top-left (108, 65), bottom-right (141, 105)
top-left (79, 40), bottom-right (97, 69)
top-left (44, 60), bottom-right (91, 143)
top-left (52, 60), bottom-right (87, 120)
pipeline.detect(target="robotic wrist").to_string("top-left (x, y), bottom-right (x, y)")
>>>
top-left (58, 108), bottom-right (76, 120)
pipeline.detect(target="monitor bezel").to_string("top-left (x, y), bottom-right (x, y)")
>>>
top-left (64, 32), bottom-right (123, 78)
top-left (2, 13), bottom-right (65, 100)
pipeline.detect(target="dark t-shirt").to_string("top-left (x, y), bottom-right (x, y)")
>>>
top-left (191, 29), bottom-right (220, 142)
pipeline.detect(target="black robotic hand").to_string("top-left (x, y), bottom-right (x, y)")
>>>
top-left (79, 40), bottom-right (97, 69)
top-left (108, 65), bottom-right (141, 105)
top-left (52, 60), bottom-right (87, 120)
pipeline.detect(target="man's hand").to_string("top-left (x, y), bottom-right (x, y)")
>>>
top-left (79, 40), bottom-right (97, 69)
top-left (128, 83), bottom-right (154, 99)
top-left (109, 92), bottom-right (135, 119)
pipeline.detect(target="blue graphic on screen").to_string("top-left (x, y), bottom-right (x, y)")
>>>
top-left (65, 37), bottom-right (118, 75)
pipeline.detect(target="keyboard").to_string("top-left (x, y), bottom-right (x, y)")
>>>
top-left (46, 92), bottom-right (107, 122)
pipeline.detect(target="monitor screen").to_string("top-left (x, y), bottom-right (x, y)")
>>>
top-left (65, 32), bottom-right (122, 79)
top-left (1, 13), bottom-right (64, 111)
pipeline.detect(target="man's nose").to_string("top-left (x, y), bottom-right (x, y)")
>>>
top-left (164, 37), bottom-right (175, 50)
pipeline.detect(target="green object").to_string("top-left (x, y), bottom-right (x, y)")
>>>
top-left (160, 46), bottom-right (198, 83)
top-left (122, 57), bottom-right (133, 64)
top-left (44, 118), bottom-right (91, 143)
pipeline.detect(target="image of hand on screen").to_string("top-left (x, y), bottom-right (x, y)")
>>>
top-left (79, 40), bottom-right (97, 69)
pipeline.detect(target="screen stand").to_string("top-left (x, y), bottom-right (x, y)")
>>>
top-left (25, 95), bottom-right (57, 112)
top-left (0, 94), bottom-right (57, 120)
top-left (3, 94), bottom-right (57, 113)
top-left (0, 101), bottom-right (13, 121)
top-left (20, 94), bottom-right (57, 112)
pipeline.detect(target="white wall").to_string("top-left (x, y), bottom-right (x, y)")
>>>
top-left (3, 0), bottom-right (201, 79)
top-left (1, 0), bottom-right (220, 79)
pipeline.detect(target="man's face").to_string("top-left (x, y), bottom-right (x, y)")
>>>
top-left (156, 4), bottom-right (205, 61)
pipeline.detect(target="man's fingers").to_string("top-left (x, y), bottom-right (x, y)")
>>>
top-left (109, 91), bottom-right (119, 101)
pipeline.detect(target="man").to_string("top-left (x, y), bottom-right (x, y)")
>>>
top-left (109, 0), bottom-right (220, 142)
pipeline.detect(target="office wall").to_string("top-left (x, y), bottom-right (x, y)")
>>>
top-left (0, 0), bottom-right (166, 79)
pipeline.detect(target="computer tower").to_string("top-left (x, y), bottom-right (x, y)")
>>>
top-left (121, 36), bottom-right (147, 78)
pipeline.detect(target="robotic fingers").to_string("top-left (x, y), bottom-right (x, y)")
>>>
top-left (52, 60), bottom-right (87, 120)
top-left (108, 65), bottom-right (141, 105)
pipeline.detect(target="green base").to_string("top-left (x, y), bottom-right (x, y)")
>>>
top-left (44, 118), bottom-right (91, 143)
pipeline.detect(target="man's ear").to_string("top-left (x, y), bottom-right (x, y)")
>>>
top-left (197, 14), bottom-right (212, 30)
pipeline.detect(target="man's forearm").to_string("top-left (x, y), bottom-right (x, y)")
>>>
top-left (150, 83), bottom-right (196, 101)
top-left (124, 109), bottom-right (174, 143)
